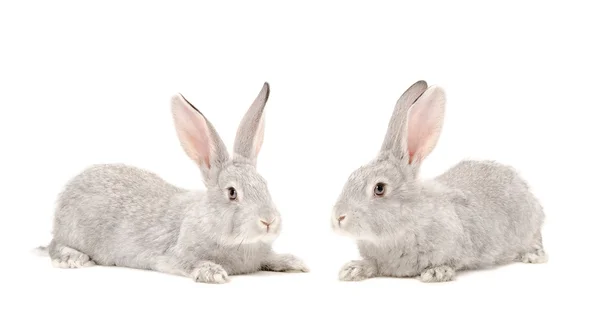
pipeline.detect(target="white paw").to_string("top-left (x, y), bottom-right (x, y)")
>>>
top-left (420, 266), bottom-right (455, 283)
top-left (52, 247), bottom-right (95, 269)
top-left (52, 259), bottom-right (95, 268)
top-left (265, 254), bottom-right (310, 272)
top-left (191, 262), bottom-right (230, 284)
top-left (520, 249), bottom-right (548, 264)
top-left (285, 259), bottom-right (309, 273)
top-left (339, 260), bottom-right (376, 281)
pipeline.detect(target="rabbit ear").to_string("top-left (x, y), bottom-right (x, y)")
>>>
top-left (406, 86), bottom-right (446, 165)
top-left (233, 82), bottom-right (270, 164)
top-left (380, 80), bottom-right (428, 160)
top-left (171, 93), bottom-right (229, 180)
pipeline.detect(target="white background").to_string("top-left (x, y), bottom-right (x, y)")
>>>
top-left (1, 1), bottom-right (598, 327)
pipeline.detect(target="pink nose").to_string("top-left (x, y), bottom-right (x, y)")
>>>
top-left (260, 220), bottom-right (273, 232)
top-left (337, 215), bottom-right (346, 222)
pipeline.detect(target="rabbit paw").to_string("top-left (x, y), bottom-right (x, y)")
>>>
top-left (191, 262), bottom-right (230, 284)
top-left (339, 260), bottom-right (376, 281)
top-left (261, 253), bottom-right (309, 272)
top-left (51, 245), bottom-right (95, 269)
top-left (420, 266), bottom-right (455, 283)
top-left (520, 248), bottom-right (547, 264)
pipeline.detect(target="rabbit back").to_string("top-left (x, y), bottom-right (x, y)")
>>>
top-left (51, 164), bottom-right (188, 268)
top-left (436, 160), bottom-right (545, 267)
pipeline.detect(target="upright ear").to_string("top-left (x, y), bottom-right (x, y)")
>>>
top-left (233, 82), bottom-right (270, 165)
top-left (380, 80), bottom-right (429, 160)
top-left (406, 86), bottom-right (446, 165)
top-left (171, 94), bottom-right (229, 181)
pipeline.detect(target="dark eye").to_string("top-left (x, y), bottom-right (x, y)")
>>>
top-left (228, 187), bottom-right (237, 201)
top-left (374, 183), bottom-right (386, 197)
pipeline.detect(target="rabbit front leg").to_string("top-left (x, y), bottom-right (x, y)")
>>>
top-left (419, 265), bottom-right (455, 282)
top-left (154, 255), bottom-right (230, 284)
top-left (189, 261), bottom-right (230, 284)
top-left (339, 260), bottom-right (377, 281)
top-left (260, 253), bottom-right (309, 273)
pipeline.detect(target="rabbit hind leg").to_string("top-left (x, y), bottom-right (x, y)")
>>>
top-left (519, 233), bottom-right (547, 264)
top-left (49, 241), bottom-right (96, 268)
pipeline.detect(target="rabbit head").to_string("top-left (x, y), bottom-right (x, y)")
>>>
top-left (171, 83), bottom-right (281, 244)
top-left (332, 80), bottom-right (447, 241)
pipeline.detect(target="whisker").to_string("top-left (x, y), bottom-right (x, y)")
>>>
top-left (357, 221), bottom-right (365, 231)
top-left (237, 237), bottom-right (246, 250)
top-left (232, 230), bottom-right (243, 242)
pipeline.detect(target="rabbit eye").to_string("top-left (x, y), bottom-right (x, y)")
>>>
top-left (228, 187), bottom-right (237, 201)
top-left (374, 183), bottom-right (386, 197)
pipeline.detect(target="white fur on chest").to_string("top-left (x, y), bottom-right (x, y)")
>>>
top-left (358, 233), bottom-right (421, 277)
top-left (212, 243), bottom-right (269, 275)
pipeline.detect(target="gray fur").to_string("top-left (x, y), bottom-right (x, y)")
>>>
top-left (333, 81), bottom-right (546, 282)
top-left (43, 83), bottom-right (308, 283)
top-left (233, 82), bottom-right (269, 164)
top-left (380, 80), bottom-right (428, 157)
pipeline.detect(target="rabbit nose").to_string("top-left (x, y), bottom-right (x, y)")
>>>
top-left (260, 219), bottom-right (273, 232)
top-left (337, 215), bottom-right (346, 222)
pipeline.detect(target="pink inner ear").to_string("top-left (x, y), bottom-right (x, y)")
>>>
top-left (184, 126), bottom-right (212, 168)
top-left (172, 95), bottom-right (213, 168)
top-left (407, 107), bottom-right (426, 163)
top-left (406, 87), bottom-right (445, 164)
top-left (193, 116), bottom-right (213, 168)
top-left (408, 149), bottom-right (416, 164)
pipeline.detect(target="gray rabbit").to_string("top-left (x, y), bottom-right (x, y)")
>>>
top-left (332, 80), bottom-right (546, 282)
top-left (40, 83), bottom-right (308, 283)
